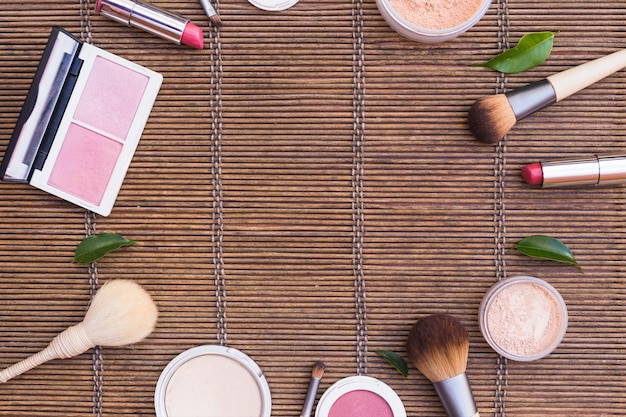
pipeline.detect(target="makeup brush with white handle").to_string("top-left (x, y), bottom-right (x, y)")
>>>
top-left (469, 48), bottom-right (626, 144)
top-left (0, 279), bottom-right (158, 383)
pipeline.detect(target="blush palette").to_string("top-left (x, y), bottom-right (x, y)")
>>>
top-left (0, 26), bottom-right (162, 216)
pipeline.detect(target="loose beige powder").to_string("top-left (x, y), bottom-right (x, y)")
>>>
top-left (388, 0), bottom-right (483, 30)
top-left (487, 282), bottom-right (563, 358)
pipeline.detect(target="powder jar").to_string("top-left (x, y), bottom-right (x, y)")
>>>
top-left (154, 345), bottom-right (272, 417)
top-left (479, 276), bottom-right (568, 361)
top-left (375, 0), bottom-right (492, 43)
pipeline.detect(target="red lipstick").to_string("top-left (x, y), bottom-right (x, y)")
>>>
top-left (521, 154), bottom-right (626, 187)
top-left (96, 0), bottom-right (204, 49)
top-left (521, 163), bottom-right (543, 185)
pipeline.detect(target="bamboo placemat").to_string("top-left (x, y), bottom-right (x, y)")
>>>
top-left (0, 0), bottom-right (625, 416)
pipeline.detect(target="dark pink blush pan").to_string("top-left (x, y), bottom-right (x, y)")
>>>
top-left (315, 376), bottom-right (406, 417)
top-left (328, 389), bottom-right (394, 417)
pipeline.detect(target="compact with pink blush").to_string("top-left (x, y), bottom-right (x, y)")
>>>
top-left (315, 375), bottom-right (406, 417)
top-left (0, 27), bottom-right (162, 216)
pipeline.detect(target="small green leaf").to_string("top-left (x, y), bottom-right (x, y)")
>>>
top-left (473, 31), bottom-right (558, 74)
top-left (73, 233), bottom-right (137, 264)
top-left (514, 235), bottom-right (580, 268)
top-left (374, 350), bottom-right (408, 377)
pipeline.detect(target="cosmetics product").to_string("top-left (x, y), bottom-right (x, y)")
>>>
top-left (376, 0), bottom-right (491, 43)
top-left (479, 276), bottom-right (568, 361)
top-left (0, 27), bottom-right (162, 216)
top-left (407, 314), bottom-right (479, 417)
top-left (522, 154), bottom-right (626, 187)
top-left (0, 279), bottom-right (157, 383)
top-left (315, 375), bottom-right (406, 417)
top-left (96, 0), bottom-right (204, 49)
top-left (469, 48), bottom-right (626, 144)
top-left (155, 345), bottom-right (272, 417)
top-left (198, 0), bottom-right (222, 27)
top-left (301, 361), bottom-right (325, 417)
top-left (247, 0), bottom-right (299, 12)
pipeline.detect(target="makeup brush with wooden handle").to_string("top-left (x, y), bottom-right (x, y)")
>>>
top-left (469, 48), bottom-right (626, 144)
top-left (0, 279), bottom-right (158, 383)
top-left (407, 313), bottom-right (479, 417)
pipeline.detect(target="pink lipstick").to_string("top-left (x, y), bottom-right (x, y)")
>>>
top-left (96, 0), bottom-right (204, 49)
top-left (522, 154), bottom-right (626, 187)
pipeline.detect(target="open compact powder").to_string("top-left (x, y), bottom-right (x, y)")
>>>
top-left (479, 276), bottom-right (568, 361)
top-left (315, 375), bottom-right (406, 417)
top-left (155, 345), bottom-right (271, 417)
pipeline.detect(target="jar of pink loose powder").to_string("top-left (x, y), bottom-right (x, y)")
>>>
top-left (375, 0), bottom-right (492, 43)
top-left (479, 276), bottom-right (568, 361)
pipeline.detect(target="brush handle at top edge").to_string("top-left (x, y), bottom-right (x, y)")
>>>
top-left (547, 48), bottom-right (626, 101)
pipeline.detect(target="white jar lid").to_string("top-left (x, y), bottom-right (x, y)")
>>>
top-left (248, 0), bottom-right (299, 11)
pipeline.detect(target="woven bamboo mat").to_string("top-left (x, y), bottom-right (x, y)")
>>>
top-left (0, 0), bottom-right (625, 416)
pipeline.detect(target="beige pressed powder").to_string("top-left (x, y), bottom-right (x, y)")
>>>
top-left (479, 276), bottom-right (568, 361)
top-left (388, 0), bottom-right (483, 30)
top-left (155, 345), bottom-right (272, 417)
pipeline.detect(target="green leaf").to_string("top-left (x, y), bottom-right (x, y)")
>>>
top-left (514, 235), bottom-right (580, 268)
top-left (473, 31), bottom-right (558, 74)
top-left (73, 233), bottom-right (137, 264)
top-left (373, 350), bottom-right (408, 377)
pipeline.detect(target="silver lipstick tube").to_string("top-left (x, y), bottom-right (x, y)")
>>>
top-left (97, 0), bottom-right (189, 45)
top-left (542, 154), bottom-right (626, 187)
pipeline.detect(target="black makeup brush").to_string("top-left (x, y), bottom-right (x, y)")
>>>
top-left (407, 314), bottom-right (479, 417)
top-left (469, 48), bottom-right (626, 144)
top-left (300, 361), bottom-right (325, 417)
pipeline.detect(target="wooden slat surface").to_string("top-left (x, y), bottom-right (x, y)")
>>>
top-left (0, 0), bottom-right (625, 416)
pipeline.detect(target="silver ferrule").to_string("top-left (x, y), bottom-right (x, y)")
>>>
top-left (97, 0), bottom-right (188, 44)
top-left (199, 0), bottom-right (218, 17)
top-left (506, 79), bottom-right (557, 121)
top-left (432, 373), bottom-right (478, 417)
top-left (542, 154), bottom-right (626, 187)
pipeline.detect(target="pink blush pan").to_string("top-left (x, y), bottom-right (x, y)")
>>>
top-left (73, 55), bottom-right (149, 140)
top-left (316, 376), bottom-right (405, 417)
top-left (48, 124), bottom-right (122, 205)
top-left (328, 389), bottom-right (394, 417)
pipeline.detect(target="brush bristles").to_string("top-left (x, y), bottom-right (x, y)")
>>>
top-left (83, 279), bottom-right (158, 347)
top-left (407, 314), bottom-right (469, 383)
top-left (312, 361), bottom-right (326, 379)
top-left (468, 94), bottom-right (517, 144)
top-left (209, 14), bottom-right (223, 27)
